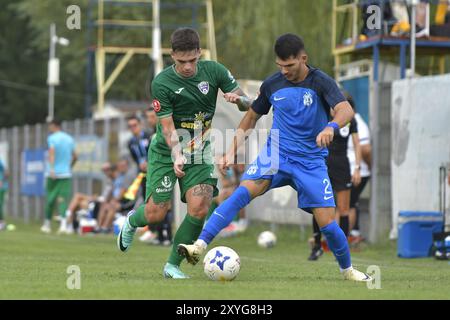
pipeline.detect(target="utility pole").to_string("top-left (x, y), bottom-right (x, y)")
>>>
top-left (47, 23), bottom-right (69, 122)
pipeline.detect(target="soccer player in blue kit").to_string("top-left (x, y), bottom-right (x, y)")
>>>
top-left (178, 34), bottom-right (372, 281)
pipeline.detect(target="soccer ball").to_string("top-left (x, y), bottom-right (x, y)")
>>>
top-left (203, 246), bottom-right (241, 281)
top-left (257, 231), bottom-right (277, 248)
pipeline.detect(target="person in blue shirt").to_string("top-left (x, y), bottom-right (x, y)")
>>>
top-left (178, 33), bottom-right (372, 282)
top-left (41, 119), bottom-right (77, 234)
top-left (0, 158), bottom-right (9, 230)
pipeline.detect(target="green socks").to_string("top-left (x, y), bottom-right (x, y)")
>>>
top-left (128, 205), bottom-right (149, 228)
top-left (168, 214), bottom-right (204, 266)
top-left (129, 207), bottom-right (205, 267)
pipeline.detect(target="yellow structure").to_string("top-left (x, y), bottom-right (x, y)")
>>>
top-left (331, 0), bottom-right (450, 79)
top-left (95, 0), bottom-right (217, 113)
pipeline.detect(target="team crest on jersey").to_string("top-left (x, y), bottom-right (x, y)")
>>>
top-left (246, 164), bottom-right (258, 175)
top-left (303, 92), bottom-right (313, 107)
top-left (198, 81), bottom-right (210, 95)
top-left (161, 176), bottom-right (172, 188)
top-left (152, 99), bottom-right (161, 112)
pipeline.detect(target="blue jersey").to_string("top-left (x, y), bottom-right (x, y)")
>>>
top-left (252, 66), bottom-right (346, 160)
top-left (47, 131), bottom-right (75, 178)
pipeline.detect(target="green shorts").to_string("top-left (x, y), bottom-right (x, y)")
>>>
top-left (45, 178), bottom-right (72, 217)
top-left (146, 151), bottom-right (218, 204)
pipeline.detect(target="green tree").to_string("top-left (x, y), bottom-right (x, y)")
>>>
top-left (1, 0), bottom-right (335, 128)
top-left (0, 0), bottom-right (48, 127)
top-left (213, 0), bottom-right (334, 79)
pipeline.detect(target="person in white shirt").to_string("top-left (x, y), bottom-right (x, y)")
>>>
top-left (347, 112), bottom-right (371, 241)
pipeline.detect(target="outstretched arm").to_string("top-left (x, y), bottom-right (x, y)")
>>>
top-left (223, 88), bottom-right (254, 112)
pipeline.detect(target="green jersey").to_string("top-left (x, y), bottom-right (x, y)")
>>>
top-left (150, 60), bottom-right (239, 160)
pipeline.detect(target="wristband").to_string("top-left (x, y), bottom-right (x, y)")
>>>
top-left (326, 122), bottom-right (339, 131)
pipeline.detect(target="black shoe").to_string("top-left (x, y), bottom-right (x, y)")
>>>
top-left (308, 245), bottom-right (324, 261)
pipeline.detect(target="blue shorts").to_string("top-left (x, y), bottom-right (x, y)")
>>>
top-left (241, 151), bottom-right (336, 212)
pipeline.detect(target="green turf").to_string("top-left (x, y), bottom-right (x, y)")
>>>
top-left (1, 219), bottom-right (449, 299)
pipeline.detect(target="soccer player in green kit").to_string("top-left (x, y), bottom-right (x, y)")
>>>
top-left (117, 27), bottom-right (252, 278)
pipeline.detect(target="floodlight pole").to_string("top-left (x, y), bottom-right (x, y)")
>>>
top-left (152, 0), bottom-right (163, 76)
top-left (47, 23), bottom-right (69, 122)
top-left (47, 23), bottom-right (56, 122)
top-left (410, 0), bottom-right (419, 77)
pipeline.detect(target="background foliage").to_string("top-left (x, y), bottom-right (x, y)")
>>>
top-left (0, 0), bottom-right (334, 127)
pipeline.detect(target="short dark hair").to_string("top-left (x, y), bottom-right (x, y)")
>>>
top-left (119, 156), bottom-right (130, 165)
top-left (146, 106), bottom-right (154, 113)
top-left (49, 119), bottom-right (61, 127)
top-left (171, 27), bottom-right (200, 52)
top-left (126, 114), bottom-right (140, 123)
top-left (274, 33), bottom-right (305, 60)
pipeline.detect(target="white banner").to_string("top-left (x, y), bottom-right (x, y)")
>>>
top-left (391, 74), bottom-right (450, 238)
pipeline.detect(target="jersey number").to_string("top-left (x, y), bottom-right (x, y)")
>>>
top-left (323, 179), bottom-right (333, 200)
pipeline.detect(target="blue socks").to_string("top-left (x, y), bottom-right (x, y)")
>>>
top-left (320, 221), bottom-right (351, 270)
top-left (199, 186), bottom-right (252, 244)
top-left (199, 186), bottom-right (351, 270)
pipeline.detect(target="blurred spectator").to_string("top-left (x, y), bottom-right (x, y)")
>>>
top-left (132, 108), bottom-right (173, 245)
top-left (390, 0), bottom-right (411, 36)
top-left (127, 114), bottom-right (151, 178)
top-left (0, 158), bottom-right (9, 231)
top-left (145, 106), bottom-right (158, 135)
top-left (145, 107), bottom-right (173, 245)
top-left (97, 158), bottom-right (135, 233)
top-left (126, 113), bottom-right (154, 240)
top-left (347, 108), bottom-right (372, 245)
top-left (359, 0), bottom-right (432, 40)
top-left (431, 0), bottom-right (450, 37)
top-left (41, 119), bottom-right (77, 234)
top-left (64, 162), bottom-right (116, 234)
top-left (435, 0), bottom-right (450, 25)
top-left (390, 0), bottom-right (431, 37)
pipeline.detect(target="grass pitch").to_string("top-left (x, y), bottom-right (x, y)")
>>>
top-left (1, 219), bottom-right (449, 300)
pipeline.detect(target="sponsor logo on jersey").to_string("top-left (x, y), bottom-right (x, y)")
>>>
top-left (194, 111), bottom-right (206, 123)
top-left (198, 81), bottom-right (210, 95)
top-left (156, 176), bottom-right (173, 193)
top-left (152, 99), bottom-right (161, 112)
top-left (180, 112), bottom-right (212, 130)
top-left (162, 176), bottom-right (172, 188)
top-left (303, 91), bottom-right (313, 107)
top-left (175, 87), bottom-right (185, 94)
